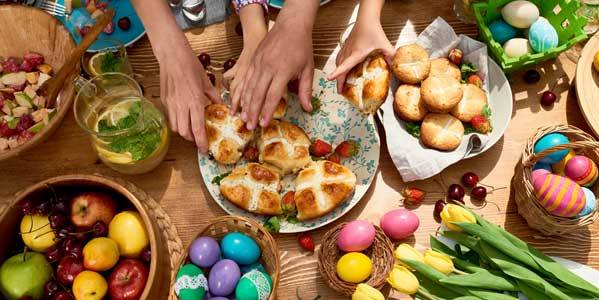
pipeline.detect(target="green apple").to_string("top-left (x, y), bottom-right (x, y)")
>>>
top-left (0, 252), bottom-right (52, 300)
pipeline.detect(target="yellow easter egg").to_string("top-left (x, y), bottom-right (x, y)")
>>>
top-left (336, 252), bottom-right (372, 283)
top-left (552, 150), bottom-right (575, 176)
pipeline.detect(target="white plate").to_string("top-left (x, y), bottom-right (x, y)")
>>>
top-left (198, 69), bottom-right (380, 233)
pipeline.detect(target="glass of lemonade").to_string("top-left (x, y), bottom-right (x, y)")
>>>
top-left (74, 73), bottom-right (170, 174)
top-left (81, 39), bottom-right (133, 77)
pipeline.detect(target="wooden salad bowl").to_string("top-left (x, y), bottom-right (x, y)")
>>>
top-left (0, 5), bottom-right (78, 162)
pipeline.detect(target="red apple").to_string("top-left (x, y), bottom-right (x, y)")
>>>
top-left (70, 192), bottom-right (117, 229)
top-left (56, 256), bottom-right (84, 286)
top-left (108, 259), bottom-right (149, 300)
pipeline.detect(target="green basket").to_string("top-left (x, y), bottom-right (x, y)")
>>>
top-left (473, 0), bottom-right (588, 73)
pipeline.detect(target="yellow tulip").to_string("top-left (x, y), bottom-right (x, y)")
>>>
top-left (352, 283), bottom-right (385, 300)
top-left (394, 244), bottom-right (424, 267)
top-left (423, 249), bottom-right (454, 275)
top-left (387, 265), bottom-right (419, 295)
top-left (440, 204), bottom-right (476, 232)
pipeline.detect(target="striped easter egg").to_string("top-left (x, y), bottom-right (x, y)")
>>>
top-left (528, 18), bottom-right (559, 53)
top-left (565, 155), bottom-right (599, 187)
top-left (532, 173), bottom-right (586, 217)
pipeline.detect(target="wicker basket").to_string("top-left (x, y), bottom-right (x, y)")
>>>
top-left (317, 222), bottom-right (394, 296)
top-left (169, 216), bottom-right (280, 300)
top-left (513, 125), bottom-right (599, 235)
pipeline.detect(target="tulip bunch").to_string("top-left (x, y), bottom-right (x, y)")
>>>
top-left (386, 204), bottom-right (599, 300)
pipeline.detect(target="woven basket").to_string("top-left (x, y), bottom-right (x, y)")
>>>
top-left (513, 125), bottom-right (599, 236)
top-left (317, 222), bottom-right (394, 296)
top-left (169, 216), bottom-right (280, 300)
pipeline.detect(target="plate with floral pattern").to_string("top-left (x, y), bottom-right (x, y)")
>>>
top-left (198, 69), bottom-right (380, 233)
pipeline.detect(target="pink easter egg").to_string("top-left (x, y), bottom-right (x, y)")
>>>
top-left (380, 208), bottom-right (419, 240)
top-left (533, 173), bottom-right (586, 217)
top-left (337, 220), bottom-right (376, 252)
top-left (531, 169), bottom-right (550, 188)
top-left (565, 155), bottom-right (598, 187)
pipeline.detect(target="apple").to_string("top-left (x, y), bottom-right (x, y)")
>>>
top-left (56, 256), bottom-right (84, 286)
top-left (108, 211), bottom-right (148, 258)
top-left (0, 252), bottom-right (52, 300)
top-left (108, 259), bottom-right (148, 300)
top-left (72, 271), bottom-right (107, 300)
top-left (20, 214), bottom-right (57, 252)
top-left (83, 237), bottom-right (120, 271)
top-left (70, 192), bottom-right (117, 229)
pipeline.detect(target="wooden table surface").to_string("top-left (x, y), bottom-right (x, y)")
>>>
top-left (1, 0), bottom-right (598, 299)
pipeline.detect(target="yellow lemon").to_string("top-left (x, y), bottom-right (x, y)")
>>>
top-left (83, 237), bottom-right (120, 272)
top-left (20, 214), bottom-right (56, 252)
top-left (336, 252), bottom-right (372, 283)
top-left (108, 211), bottom-right (149, 258)
top-left (72, 271), bottom-right (107, 300)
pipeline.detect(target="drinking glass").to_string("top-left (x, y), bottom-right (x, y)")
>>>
top-left (81, 39), bottom-right (133, 77)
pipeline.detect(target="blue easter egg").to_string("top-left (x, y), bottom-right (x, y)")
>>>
top-left (534, 133), bottom-right (570, 164)
top-left (529, 18), bottom-right (559, 53)
top-left (240, 262), bottom-right (266, 274)
top-left (533, 162), bottom-right (552, 172)
top-left (578, 187), bottom-right (597, 217)
top-left (221, 232), bottom-right (261, 265)
top-left (489, 19), bottom-right (519, 44)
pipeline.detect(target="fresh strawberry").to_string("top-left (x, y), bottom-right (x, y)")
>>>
top-left (0, 122), bottom-right (16, 138)
top-left (2, 58), bottom-right (20, 73)
top-left (335, 140), bottom-right (359, 157)
top-left (288, 79), bottom-right (299, 94)
top-left (281, 191), bottom-right (296, 214)
top-left (467, 74), bottom-right (483, 88)
top-left (310, 139), bottom-right (332, 157)
top-left (471, 115), bottom-right (491, 134)
top-left (326, 153), bottom-right (341, 164)
top-left (298, 233), bottom-right (315, 252)
top-left (23, 52), bottom-right (44, 67)
top-left (242, 145), bottom-right (259, 162)
top-left (103, 21), bottom-right (115, 35)
top-left (401, 187), bottom-right (426, 205)
top-left (19, 60), bottom-right (34, 72)
top-left (448, 48), bottom-right (463, 65)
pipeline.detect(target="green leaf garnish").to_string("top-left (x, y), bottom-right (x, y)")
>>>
top-left (460, 62), bottom-right (478, 81)
top-left (482, 105), bottom-right (492, 119)
top-left (310, 96), bottom-right (322, 114)
top-left (100, 51), bottom-right (124, 74)
top-left (212, 171), bottom-right (231, 185)
top-left (464, 124), bottom-right (476, 134)
top-left (98, 101), bottom-right (142, 133)
top-left (404, 121), bottom-right (421, 137)
top-left (264, 216), bottom-right (280, 233)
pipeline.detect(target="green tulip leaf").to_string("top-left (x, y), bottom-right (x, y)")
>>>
top-left (440, 271), bottom-right (518, 291)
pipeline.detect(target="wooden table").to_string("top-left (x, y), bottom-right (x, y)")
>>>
top-left (1, 0), bottom-right (597, 299)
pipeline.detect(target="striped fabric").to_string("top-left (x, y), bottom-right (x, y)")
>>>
top-left (232, 0), bottom-right (268, 12)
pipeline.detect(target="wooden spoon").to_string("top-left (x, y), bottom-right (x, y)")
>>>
top-left (40, 9), bottom-right (115, 107)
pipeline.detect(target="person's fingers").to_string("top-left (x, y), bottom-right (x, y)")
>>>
top-left (165, 77), bottom-right (178, 132)
top-left (336, 72), bottom-right (347, 94)
top-left (240, 65), bottom-right (256, 121)
top-left (223, 66), bottom-right (236, 90)
top-left (190, 100), bottom-right (208, 152)
top-left (327, 52), bottom-right (365, 81)
top-left (298, 65), bottom-right (314, 112)
top-left (203, 78), bottom-right (222, 104)
top-left (246, 71), bottom-right (273, 130)
top-left (230, 76), bottom-right (243, 115)
top-left (259, 76), bottom-right (287, 127)
top-left (177, 103), bottom-right (194, 142)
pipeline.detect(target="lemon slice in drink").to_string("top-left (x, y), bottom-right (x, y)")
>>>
top-left (88, 52), bottom-right (111, 77)
top-left (96, 145), bottom-right (134, 164)
top-left (94, 98), bottom-right (141, 132)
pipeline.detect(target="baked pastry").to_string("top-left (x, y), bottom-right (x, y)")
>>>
top-left (420, 113), bottom-right (464, 151)
top-left (451, 84), bottom-right (488, 122)
top-left (294, 160), bottom-right (357, 220)
top-left (421, 75), bottom-right (463, 113)
top-left (219, 163), bottom-right (282, 215)
top-left (273, 97), bottom-right (287, 119)
top-left (205, 104), bottom-right (254, 164)
top-left (429, 58), bottom-right (461, 81)
top-left (392, 44), bottom-right (431, 84)
top-left (342, 52), bottom-right (391, 115)
top-left (258, 120), bottom-right (312, 175)
top-left (394, 84), bottom-right (428, 122)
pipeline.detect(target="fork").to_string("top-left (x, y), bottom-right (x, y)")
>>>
top-left (38, 0), bottom-right (66, 17)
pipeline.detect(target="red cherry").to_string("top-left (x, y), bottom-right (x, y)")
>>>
top-left (433, 199), bottom-right (446, 223)
top-left (447, 184), bottom-right (465, 203)
top-left (471, 186), bottom-right (488, 200)
top-left (461, 172), bottom-right (479, 188)
top-left (52, 291), bottom-right (73, 300)
top-left (44, 280), bottom-right (60, 298)
top-left (198, 52), bottom-right (211, 68)
top-left (541, 91), bottom-right (557, 106)
top-left (223, 59), bottom-right (236, 71)
top-left (92, 221), bottom-right (108, 237)
top-left (117, 17), bottom-right (131, 31)
top-left (140, 247), bottom-right (151, 264)
top-left (49, 213), bottom-right (68, 230)
top-left (46, 245), bottom-right (62, 263)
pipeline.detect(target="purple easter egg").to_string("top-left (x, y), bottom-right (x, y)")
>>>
top-left (208, 298), bottom-right (231, 300)
top-left (208, 259), bottom-right (241, 296)
top-left (189, 236), bottom-right (221, 268)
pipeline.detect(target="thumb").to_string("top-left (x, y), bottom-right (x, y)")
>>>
top-left (327, 53), bottom-right (365, 81)
top-left (298, 66), bottom-right (314, 112)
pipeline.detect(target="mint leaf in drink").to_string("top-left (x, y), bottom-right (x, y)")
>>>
top-left (100, 51), bottom-right (124, 74)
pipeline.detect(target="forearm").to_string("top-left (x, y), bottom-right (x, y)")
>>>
top-left (357, 0), bottom-right (384, 23)
top-left (278, 0), bottom-right (320, 31)
top-left (239, 4), bottom-right (268, 47)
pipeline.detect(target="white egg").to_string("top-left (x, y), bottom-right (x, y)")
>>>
top-left (502, 0), bottom-right (540, 29)
top-left (503, 38), bottom-right (533, 58)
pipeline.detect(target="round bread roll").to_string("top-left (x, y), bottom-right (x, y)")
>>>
top-left (392, 44), bottom-right (431, 84)
top-left (272, 96), bottom-right (287, 119)
top-left (429, 58), bottom-right (461, 81)
top-left (342, 52), bottom-right (391, 115)
top-left (420, 113), bottom-right (464, 151)
top-left (394, 84), bottom-right (428, 122)
top-left (451, 84), bottom-right (488, 122)
top-left (205, 104), bottom-right (254, 164)
top-left (258, 120), bottom-right (312, 175)
top-left (421, 75), bottom-right (463, 113)
top-left (220, 163), bottom-right (282, 216)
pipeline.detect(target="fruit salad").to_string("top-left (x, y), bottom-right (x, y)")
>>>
top-left (0, 52), bottom-right (56, 152)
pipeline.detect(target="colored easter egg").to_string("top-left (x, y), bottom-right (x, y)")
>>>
top-left (489, 19), bottom-right (519, 44)
top-left (336, 252), bottom-right (373, 283)
top-left (337, 220), bottom-right (376, 252)
top-left (532, 173), bottom-right (586, 217)
top-left (221, 232), bottom-right (261, 265)
top-left (235, 270), bottom-right (273, 300)
top-left (240, 262), bottom-right (266, 274)
top-left (531, 169), bottom-right (550, 187)
top-left (501, 0), bottom-right (540, 29)
top-left (380, 208), bottom-right (420, 240)
top-left (209, 259), bottom-right (241, 296)
top-left (529, 18), bottom-right (559, 52)
top-left (175, 263), bottom-right (207, 300)
top-left (189, 236), bottom-right (221, 268)
top-left (208, 297), bottom-right (230, 300)
top-left (533, 162), bottom-right (552, 172)
top-left (552, 150), bottom-right (575, 176)
top-left (534, 133), bottom-right (570, 164)
top-left (578, 187), bottom-right (597, 217)
top-left (565, 156), bottom-right (599, 187)
top-left (503, 38), bottom-right (533, 58)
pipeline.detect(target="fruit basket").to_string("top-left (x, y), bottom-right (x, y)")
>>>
top-left (169, 216), bottom-right (280, 300)
top-left (473, 0), bottom-right (587, 72)
top-left (0, 174), bottom-right (173, 300)
top-left (513, 125), bottom-right (599, 236)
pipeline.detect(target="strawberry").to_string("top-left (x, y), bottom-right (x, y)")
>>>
top-left (468, 74), bottom-right (483, 88)
top-left (448, 48), bottom-right (463, 65)
top-left (0, 122), bottom-right (16, 138)
top-left (19, 60), bottom-right (34, 72)
top-left (401, 187), bottom-right (426, 205)
top-left (242, 145), bottom-right (259, 162)
top-left (335, 140), bottom-right (359, 157)
top-left (326, 153), bottom-right (341, 164)
top-left (310, 139), bottom-right (332, 157)
top-left (23, 52), bottom-right (44, 67)
top-left (471, 115), bottom-right (491, 134)
top-left (103, 21), bottom-right (115, 35)
top-left (281, 191), bottom-right (296, 214)
top-left (2, 58), bottom-right (20, 73)
top-left (298, 233), bottom-right (315, 252)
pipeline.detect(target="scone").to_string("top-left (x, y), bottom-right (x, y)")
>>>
top-left (342, 52), bottom-right (391, 115)
top-left (451, 84), bottom-right (488, 122)
top-left (421, 75), bottom-right (463, 113)
top-left (420, 113), bottom-right (464, 151)
top-left (392, 44), bottom-right (431, 84)
top-left (429, 58), bottom-right (461, 81)
top-left (273, 96), bottom-right (287, 119)
top-left (205, 104), bottom-right (254, 164)
top-left (394, 84), bottom-right (428, 122)
top-left (220, 163), bottom-right (282, 215)
top-left (294, 160), bottom-right (357, 220)
top-left (258, 120), bottom-right (312, 175)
